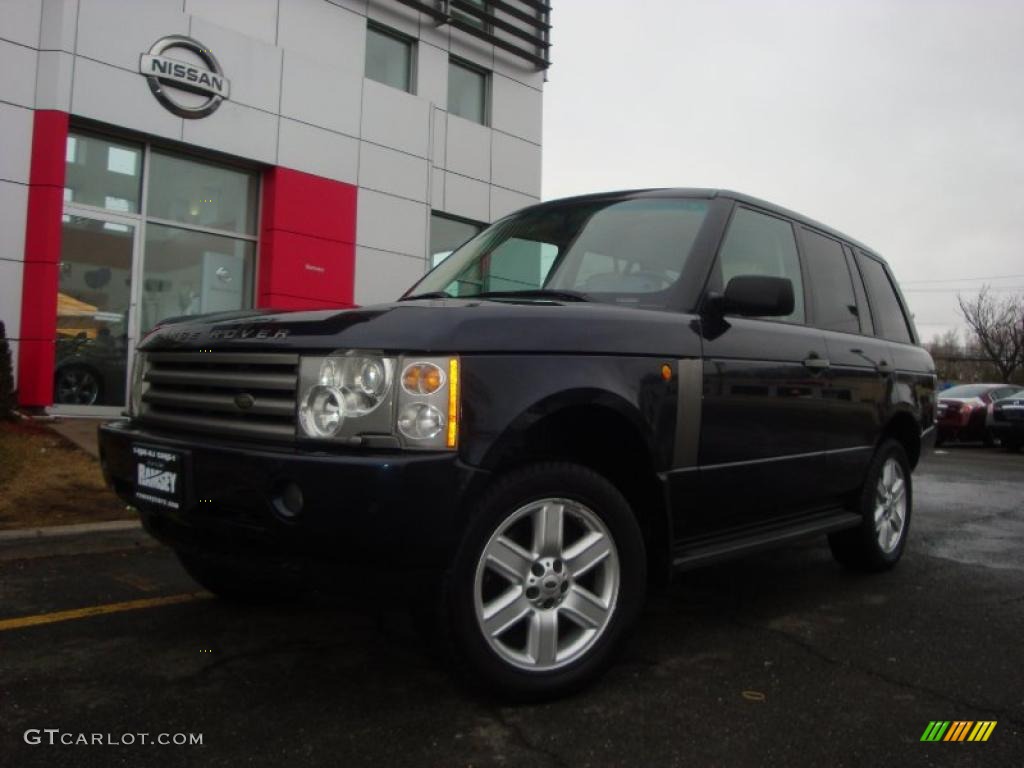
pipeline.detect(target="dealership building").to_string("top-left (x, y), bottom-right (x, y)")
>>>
top-left (0, 0), bottom-right (549, 413)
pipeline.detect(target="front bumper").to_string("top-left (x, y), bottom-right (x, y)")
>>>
top-left (98, 421), bottom-right (488, 573)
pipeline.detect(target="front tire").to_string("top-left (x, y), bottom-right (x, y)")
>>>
top-left (829, 440), bottom-right (912, 572)
top-left (444, 463), bottom-right (646, 700)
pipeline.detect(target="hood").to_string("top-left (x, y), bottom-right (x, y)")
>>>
top-left (140, 298), bottom-right (704, 358)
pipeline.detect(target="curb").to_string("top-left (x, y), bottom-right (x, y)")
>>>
top-left (0, 519), bottom-right (142, 542)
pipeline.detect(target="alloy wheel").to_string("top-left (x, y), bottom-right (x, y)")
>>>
top-left (473, 498), bottom-right (620, 672)
top-left (874, 457), bottom-right (907, 554)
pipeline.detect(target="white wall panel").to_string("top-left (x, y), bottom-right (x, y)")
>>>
top-left (444, 114), bottom-right (490, 182)
top-left (430, 106), bottom-right (446, 167)
top-left (280, 51), bottom-right (362, 137)
top-left (325, 0), bottom-right (368, 15)
top-left (490, 185), bottom-right (536, 220)
top-left (357, 189), bottom-right (426, 258)
top-left (450, 27), bottom-right (492, 71)
top-left (416, 41), bottom-right (447, 108)
top-left (76, 0), bottom-right (187, 72)
top-left (417, 13), bottom-right (448, 50)
top-left (189, 16), bottom-right (282, 114)
top-left (0, 41), bottom-right (38, 108)
top-left (443, 172), bottom-right (488, 223)
top-left (278, 118), bottom-right (359, 185)
top-left (429, 166), bottom-right (443, 210)
top-left (185, 0), bottom-right (278, 46)
top-left (0, 258), bottom-right (25, 341)
top-left (0, 103), bottom-right (33, 183)
top-left (0, 0), bottom-right (42, 48)
top-left (72, 57), bottom-right (182, 141)
top-left (182, 100), bottom-right (277, 165)
top-left (491, 131), bottom-right (540, 196)
top-left (0, 181), bottom-right (29, 263)
top-left (278, 0), bottom-right (365, 72)
top-left (34, 50), bottom-right (73, 110)
top-left (492, 73), bottom-right (542, 144)
top-left (359, 142), bottom-right (428, 202)
top-left (493, 48), bottom-right (545, 91)
top-left (366, 0), bottom-right (418, 39)
top-left (361, 79), bottom-right (430, 158)
top-left (354, 246), bottom-right (425, 306)
top-left (40, 0), bottom-right (78, 52)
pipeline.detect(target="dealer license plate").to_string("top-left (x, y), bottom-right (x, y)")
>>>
top-left (132, 445), bottom-right (184, 510)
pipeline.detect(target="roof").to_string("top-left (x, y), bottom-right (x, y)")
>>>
top-left (520, 188), bottom-right (883, 262)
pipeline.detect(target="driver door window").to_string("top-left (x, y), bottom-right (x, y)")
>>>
top-left (717, 208), bottom-right (804, 323)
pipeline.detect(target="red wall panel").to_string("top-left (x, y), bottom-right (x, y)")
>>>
top-left (18, 110), bottom-right (69, 407)
top-left (257, 167), bottom-right (357, 310)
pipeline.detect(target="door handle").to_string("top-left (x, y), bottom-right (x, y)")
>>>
top-left (802, 356), bottom-right (831, 370)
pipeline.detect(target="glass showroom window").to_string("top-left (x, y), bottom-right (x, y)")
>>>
top-left (141, 151), bottom-right (259, 333)
top-left (55, 130), bottom-right (259, 409)
top-left (430, 213), bottom-right (483, 267)
top-left (64, 133), bottom-right (143, 213)
top-left (366, 24), bottom-right (414, 92)
top-left (448, 58), bottom-right (488, 125)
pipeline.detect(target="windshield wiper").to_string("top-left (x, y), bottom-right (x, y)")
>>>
top-left (399, 291), bottom-right (451, 301)
top-left (475, 289), bottom-right (590, 302)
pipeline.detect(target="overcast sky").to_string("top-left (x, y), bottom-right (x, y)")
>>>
top-left (541, 0), bottom-right (1024, 341)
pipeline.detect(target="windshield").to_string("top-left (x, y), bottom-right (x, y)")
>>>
top-left (406, 197), bottom-right (711, 308)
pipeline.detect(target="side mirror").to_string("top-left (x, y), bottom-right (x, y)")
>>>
top-left (707, 275), bottom-right (795, 318)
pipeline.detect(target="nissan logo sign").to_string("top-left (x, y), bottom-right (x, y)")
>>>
top-left (139, 35), bottom-right (230, 118)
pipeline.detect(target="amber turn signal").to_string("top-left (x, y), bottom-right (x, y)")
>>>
top-left (402, 362), bottom-right (445, 395)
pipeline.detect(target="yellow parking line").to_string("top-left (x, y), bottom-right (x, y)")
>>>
top-left (0, 593), bottom-right (211, 632)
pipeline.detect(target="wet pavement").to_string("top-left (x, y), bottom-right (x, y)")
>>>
top-left (1, 447), bottom-right (1021, 767)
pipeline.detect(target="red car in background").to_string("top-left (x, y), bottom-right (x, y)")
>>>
top-left (936, 383), bottom-right (1021, 445)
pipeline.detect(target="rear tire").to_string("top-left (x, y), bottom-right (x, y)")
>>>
top-left (829, 440), bottom-right (912, 572)
top-left (1001, 436), bottom-right (1022, 453)
top-left (442, 462), bottom-right (646, 701)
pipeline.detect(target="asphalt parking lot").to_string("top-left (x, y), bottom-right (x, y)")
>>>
top-left (1, 447), bottom-right (1021, 767)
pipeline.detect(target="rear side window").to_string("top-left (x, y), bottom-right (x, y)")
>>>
top-left (856, 252), bottom-right (913, 343)
top-left (717, 208), bottom-right (805, 323)
top-left (800, 228), bottom-right (860, 334)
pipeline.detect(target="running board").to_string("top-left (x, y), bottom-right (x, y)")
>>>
top-left (671, 511), bottom-right (862, 571)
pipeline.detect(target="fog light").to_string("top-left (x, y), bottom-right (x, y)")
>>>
top-left (273, 481), bottom-right (304, 520)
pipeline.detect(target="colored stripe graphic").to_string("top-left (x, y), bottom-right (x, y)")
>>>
top-left (944, 721), bottom-right (970, 741)
top-left (921, 721), bottom-right (950, 741)
top-left (921, 720), bottom-right (996, 742)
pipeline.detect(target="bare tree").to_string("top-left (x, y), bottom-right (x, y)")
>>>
top-left (957, 287), bottom-right (1024, 383)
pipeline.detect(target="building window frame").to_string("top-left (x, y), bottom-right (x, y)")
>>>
top-left (430, 211), bottom-right (486, 268)
top-left (447, 55), bottom-right (490, 126)
top-left (365, 21), bottom-right (417, 94)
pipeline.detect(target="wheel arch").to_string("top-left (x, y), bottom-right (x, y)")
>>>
top-left (477, 393), bottom-right (672, 586)
top-left (880, 410), bottom-right (922, 469)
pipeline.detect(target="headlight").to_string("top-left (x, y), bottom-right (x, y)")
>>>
top-left (297, 352), bottom-right (396, 441)
top-left (297, 352), bottom-right (459, 451)
top-left (299, 385), bottom-right (346, 437)
top-left (316, 355), bottom-right (392, 416)
top-left (397, 403), bottom-right (444, 439)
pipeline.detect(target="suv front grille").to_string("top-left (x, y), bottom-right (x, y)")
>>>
top-left (139, 351), bottom-right (299, 442)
